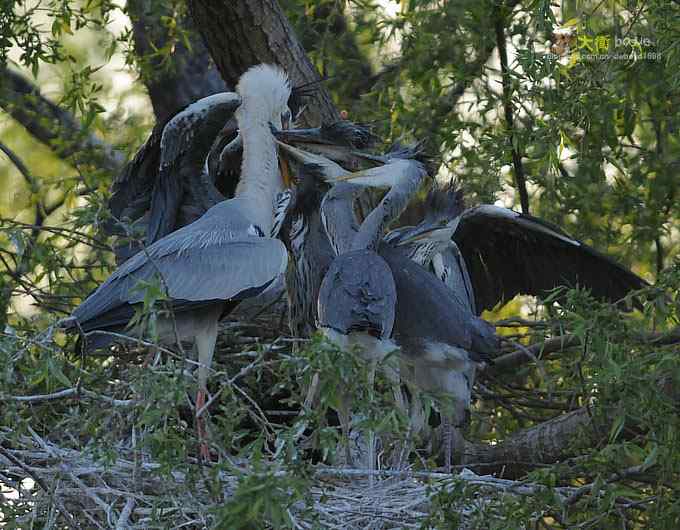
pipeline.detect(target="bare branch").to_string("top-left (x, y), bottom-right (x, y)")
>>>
top-left (4, 387), bottom-right (139, 407)
top-left (0, 140), bottom-right (38, 192)
top-left (0, 66), bottom-right (124, 173)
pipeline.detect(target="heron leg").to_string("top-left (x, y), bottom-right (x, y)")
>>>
top-left (195, 323), bottom-right (218, 461)
top-left (196, 389), bottom-right (210, 461)
top-left (367, 362), bottom-right (376, 486)
top-left (303, 371), bottom-right (321, 410)
top-left (390, 383), bottom-right (410, 470)
top-left (442, 414), bottom-right (453, 473)
top-left (337, 399), bottom-right (353, 466)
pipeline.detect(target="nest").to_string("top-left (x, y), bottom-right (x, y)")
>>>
top-left (1, 310), bottom-right (579, 528)
top-left (1, 424), bottom-right (580, 528)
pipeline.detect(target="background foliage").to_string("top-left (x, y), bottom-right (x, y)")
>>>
top-left (0, 0), bottom-right (679, 528)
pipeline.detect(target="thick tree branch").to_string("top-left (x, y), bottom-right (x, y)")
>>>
top-left (0, 67), bottom-right (124, 173)
top-left (189, 0), bottom-right (340, 126)
top-left (463, 407), bottom-right (606, 478)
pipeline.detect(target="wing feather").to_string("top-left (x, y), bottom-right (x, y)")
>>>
top-left (74, 200), bottom-right (287, 326)
top-left (454, 206), bottom-right (649, 313)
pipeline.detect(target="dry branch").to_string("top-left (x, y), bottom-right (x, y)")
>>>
top-left (0, 66), bottom-right (124, 173)
top-left (0, 430), bottom-right (586, 529)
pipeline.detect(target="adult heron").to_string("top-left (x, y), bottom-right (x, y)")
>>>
top-left (65, 64), bottom-right (296, 459)
top-left (106, 77), bottom-right (328, 264)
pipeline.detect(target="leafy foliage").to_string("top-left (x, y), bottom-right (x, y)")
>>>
top-left (1, 0), bottom-right (679, 528)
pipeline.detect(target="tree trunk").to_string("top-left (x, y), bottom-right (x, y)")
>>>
top-left (127, 0), bottom-right (227, 122)
top-left (188, 0), bottom-right (340, 127)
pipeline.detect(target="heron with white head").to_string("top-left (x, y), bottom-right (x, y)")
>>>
top-left (65, 64), bottom-right (298, 460)
top-left (106, 73), bottom-right (328, 264)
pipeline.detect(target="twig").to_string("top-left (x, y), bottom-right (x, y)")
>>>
top-left (114, 497), bottom-right (136, 529)
top-left (0, 445), bottom-right (79, 530)
top-left (5, 387), bottom-right (139, 407)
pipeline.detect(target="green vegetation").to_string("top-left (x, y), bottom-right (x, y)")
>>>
top-left (1, 0), bottom-right (679, 527)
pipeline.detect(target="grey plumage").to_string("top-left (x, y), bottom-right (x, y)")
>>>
top-left (73, 200), bottom-right (287, 334)
top-left (282, 155), bottom-right (492, 472)
top-left (106, 93), bottom-right (241, 264)
top-left (275, 165), bottom-right (334, 338)
top-left (148, 93), bottom-right (242, 245)
top-left (318, 250), bottom-right (396, 340)
top-left (314, 158), bottom-right (428, 473)
top-left (68, 63), bottom-right (296, 460)
top-left (389, 181), bottom-right (648, 314)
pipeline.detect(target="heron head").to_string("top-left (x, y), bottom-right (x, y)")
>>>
top-left (235, 64), bottom-right (293, 129)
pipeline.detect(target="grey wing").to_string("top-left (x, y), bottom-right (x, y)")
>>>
top-left (147, 93), bottom-right (241, 244)
top-left (107, 120), bottom-right (165, 232)
top-left (380, 246), bottom-right (473, 352)
top-left (454, 205), bottom-right (649, 314)
top-left (74, 201), bottom-right (287, 325)
top-left (74, 236), bottom-right (287, 325)
top-left (157, 92), bottom-right (241, 171)
top-left (318, 250), bottom-right (396, 340)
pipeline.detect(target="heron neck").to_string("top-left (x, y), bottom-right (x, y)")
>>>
top-left (235, 117), bottom-right (284, 234)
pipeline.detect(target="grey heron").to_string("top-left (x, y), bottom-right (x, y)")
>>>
top-left (275, 125), bottom-right (646, 311)
top-left (276, 143), bottom-right (646, 471)
top-left (316, 162), bottom-right (499, 472)
top-left (386, 180), bottom-right (648, 315)
top-left (65, 64), bottom-right (296, 459)
top-left (105, 78), bottom-right (325, 264)
top-left (317, 159), bottom-right (428, 475)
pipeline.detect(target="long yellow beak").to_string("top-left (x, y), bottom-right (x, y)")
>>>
top-left (334, 169), bottom-right (370, 181)
top-left (279, 155), bottom-right (294, 187)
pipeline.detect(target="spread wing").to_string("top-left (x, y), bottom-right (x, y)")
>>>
top-left (147, 93), bottom-right (241, 244)
top-left (454, 205), bottom-right (649, 313)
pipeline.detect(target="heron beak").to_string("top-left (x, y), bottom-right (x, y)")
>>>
top-left (333, 169), bottom-right (370, 182)
top-left (394, 218), bottom-right (460, 248)
top-left (397, 224), bottom-right (456, 246)
top-left (279, 155), bottom-right (294, 187)
top-left (273, 127), bottom-right (326, 144)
